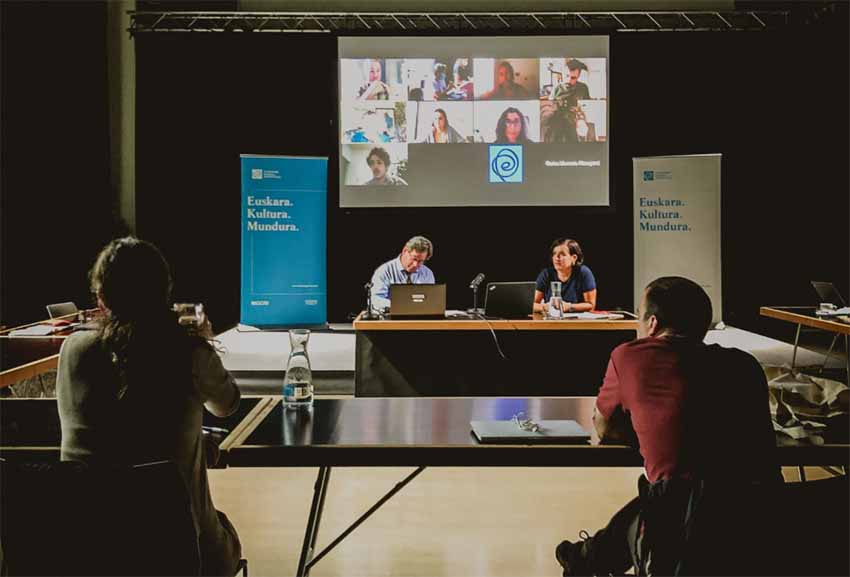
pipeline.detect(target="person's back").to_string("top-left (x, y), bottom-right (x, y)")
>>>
top-left (57, 236), bottom-right (242, 577)
top-left (603, 337), bottom-right (780, 484)
top-left (558, 276), bottom-right (780, 577)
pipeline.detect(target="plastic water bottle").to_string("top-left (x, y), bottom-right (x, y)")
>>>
top-left (549, 281), bottom-right (563, 319)
top-left (283, 329), bottom-right (313, 409)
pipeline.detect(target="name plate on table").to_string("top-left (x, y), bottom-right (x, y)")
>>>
top-left (470, 420), bottom-right (590, 444)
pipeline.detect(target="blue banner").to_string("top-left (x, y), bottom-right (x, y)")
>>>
top-left (240, 155), bottom-right (328, 327)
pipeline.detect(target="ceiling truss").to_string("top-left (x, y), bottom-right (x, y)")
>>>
top-left (128, 10), bottom-right (806, 34)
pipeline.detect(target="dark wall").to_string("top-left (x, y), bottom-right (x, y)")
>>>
top-left (134, 27), bottom-right (848, 336)
top-left (1, 2), bottom-right (122, 328)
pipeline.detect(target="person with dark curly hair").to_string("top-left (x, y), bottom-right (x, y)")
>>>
top-left (494, 107), bottom-right (532, 144)
top-left (56, 237), bottom-right (242, 576)
top-left (365, 146), bottom-right (408, 185)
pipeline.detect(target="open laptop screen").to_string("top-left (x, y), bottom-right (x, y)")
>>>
top-left (811, 281), bottom-right (846, 307)
top-left (389, 284), bottom-right (446, 318)
top-left (483, 282), bottom-right (535, 319)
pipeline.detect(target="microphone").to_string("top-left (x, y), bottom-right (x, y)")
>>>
top-left (469, 273), bottom-right (485, 290)
top-left (362, 281), bottom-right (376, 320)
top-left (467, 273), bottom-right (486, 316)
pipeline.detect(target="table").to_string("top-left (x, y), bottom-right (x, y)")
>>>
top-left (0, 315), bottom-right (80, 388)
top-left (0, 396), bottom-right (275, 464)
top-left (229, 396), bottom-right (848, 577)
top-left (760, 306), bottom-right (850, 381)
top-left (4, 396), bottom-right (847, 577)
top-left (353, 313), bottom-right (638, 397)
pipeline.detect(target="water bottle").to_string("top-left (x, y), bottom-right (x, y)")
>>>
top-left (283, 329), bottom-right (313, 409)
top-left (549, 281), bottom-right (563, 319)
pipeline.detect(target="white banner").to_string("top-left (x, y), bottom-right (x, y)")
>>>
top-left (633, 154), bottom-right (722, 326)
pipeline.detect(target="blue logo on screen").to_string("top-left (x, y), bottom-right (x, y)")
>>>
top-left (643, 170), bottom-right (654, 181)
top-left (489, 145), bottom-right (523, 183)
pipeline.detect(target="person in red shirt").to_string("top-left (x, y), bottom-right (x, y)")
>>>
top-left (556, 276), bottom-right (780, 576)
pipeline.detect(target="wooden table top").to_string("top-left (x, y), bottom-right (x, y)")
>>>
top-left (0, 312), bottom-right (83, 388)
top-left (353, 312), bottom-right (638, 331)
top-left (760, 307), bottom-right (850, 336)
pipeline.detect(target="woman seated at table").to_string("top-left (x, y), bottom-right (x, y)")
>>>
top-left (56, 237), bottom-right (242, 576)
top-left (533, 237), bottom-right (597, 314)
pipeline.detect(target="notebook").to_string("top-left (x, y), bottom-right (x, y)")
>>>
top-left (470, 420), bottom-right (590, 444)
top-left (389, 284), bottom-right (446, 319)
top-left (483, 282), bottom-right (535, 319)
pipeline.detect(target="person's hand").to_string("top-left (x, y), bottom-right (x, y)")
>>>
top-left (186, 312), bottom-right (215, 340)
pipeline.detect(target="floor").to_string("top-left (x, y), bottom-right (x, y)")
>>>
top-left (208, 462), bottom-right (831, 577)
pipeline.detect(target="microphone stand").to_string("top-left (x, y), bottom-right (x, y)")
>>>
top-left (467, 277), bottom-right (484, 316)
top-left (361, 282), bottom-right (376, 320)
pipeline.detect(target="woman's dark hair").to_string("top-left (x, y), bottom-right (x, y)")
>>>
top-left (90, 237), bottom-right (182, 393)
top-left (433, 108), bottom-right (448, 124)
top-left (642, 276), bottom-right (713, 341)
top-left (367, 146), bottom-right (391, 166)
top-left (550, 237), bottom-right (584, 266)
top-left (495, 107), bottom-right (529, 144)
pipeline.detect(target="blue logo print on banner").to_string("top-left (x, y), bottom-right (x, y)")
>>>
top-left (489, 145), bottom-right (523, 183)
top-left (643, 170), bottom-right (654, 181)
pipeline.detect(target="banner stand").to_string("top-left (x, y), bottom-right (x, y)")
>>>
top-left (240, 155), bottom-right (328, 329)
top-left (633, 154), bottom-right (722, 327)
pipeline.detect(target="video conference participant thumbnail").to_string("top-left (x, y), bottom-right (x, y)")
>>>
top-left (408, 102), bottom-right (472, 143)
top-left (540, 57), bottom-right (607, 143)
top-left (341, 58), bottom-right (406, 101)
top-left (341, 144), bottom-right (409, 186)
top-left (476, 59), bottom-right (538, 100)
top-left (474, 101), bottom-right (541, 143)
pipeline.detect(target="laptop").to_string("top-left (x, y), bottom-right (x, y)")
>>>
top-left (470, 419), bottom-right (590, 444)
top-left (389, 284), bottom-right (446, 319)
top-left (811, 281), bottom-right (846, 307)
top-left (483, 282), bottom-right (536, 319)
top-left (46, 302), bottom-right (79, 319)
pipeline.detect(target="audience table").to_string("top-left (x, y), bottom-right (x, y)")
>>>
top-left (3, 395), bottom-right (847, 577)
top-left (760, 306), bottom-right (850, 381)
top-left (0, 315), bottom-right (81, 389)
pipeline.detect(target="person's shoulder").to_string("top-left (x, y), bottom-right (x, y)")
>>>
top-left (60, 330), bottom-right (100, 357)
top-left (611, 336), bottom-right (674, 364)
top-left (536, 267), bottom-right (551, 281)
top-left (375, 258), bottom-right (396, 273)
top-left (578, 264), bottom-right (595, 277)
top-left (613, 336), bottom-right (654, 353)
top-left (703, 343), bottom-right (761, 372)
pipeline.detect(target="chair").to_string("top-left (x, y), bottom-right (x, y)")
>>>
top-left (45, 301), bottom-right (79, 319)
top-left (0, 460), bottom-right (201, 576)
top-left (634, 474), bottom-right (849, 576)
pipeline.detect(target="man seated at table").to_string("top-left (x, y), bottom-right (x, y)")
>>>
top-left (555, 276), bottom-right (781, 576)
top-left (369, 236), bottom-right (435, 313)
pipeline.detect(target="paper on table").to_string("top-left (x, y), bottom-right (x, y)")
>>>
top-left (9, 324), bottom-right (61, 336)
top-left (816, 306), bottom-right (850, 316)
top-left (561, 312), bottom-right (624, 320)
